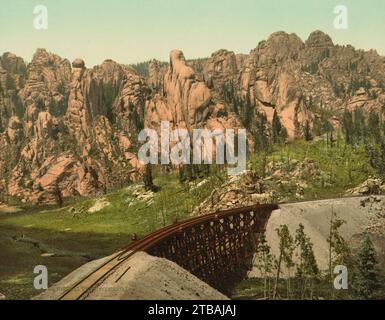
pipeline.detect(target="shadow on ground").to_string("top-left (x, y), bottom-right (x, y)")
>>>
top-left (0, 223), bottom-right (130, 300)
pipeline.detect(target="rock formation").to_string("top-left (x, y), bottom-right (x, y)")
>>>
top-left (0, 51), bottom-right (147, 203)
top-left (1, 30), bottom-right (385, 203)
top-left (145, 50), bottom-right (240, 133)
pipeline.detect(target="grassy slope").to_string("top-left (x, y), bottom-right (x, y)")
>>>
top-left (2, 173), bottom-right (221, 235)
top-left (0, 173), bottom-right (223, 299)
top-left (249, 139), bottom-right (374, 201)
top-left (0, 139), bottom-right (376, 299)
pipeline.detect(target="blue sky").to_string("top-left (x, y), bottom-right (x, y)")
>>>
top-left (1, 0), bottom-right (385, 66)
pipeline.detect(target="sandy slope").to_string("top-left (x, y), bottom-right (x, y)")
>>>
top-left (249, 196), bottom-right (385, 277)
top-left (35, 251), bottom-right (228, 300)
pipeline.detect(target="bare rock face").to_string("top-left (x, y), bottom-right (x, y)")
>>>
top-left (146, 50), bottom-right (240, 133)
top-left (2, 30), bottom-right (385, 204)
top-left (6, 116), bottom-right (24, 144)
top-left (0, 52), bottom-right (27, 132)
top-left (148, 59), bottom-right (167, 90)
top-left (112, 66), bottom-right (148, 134)
top-left (235, 30), bottom-right (385, 138)
top-left (239, 32), bottom-right (307, 136)
top-left (203, 49), bottom-right (240, 89)
top-left (65, 59), bottom-right (104, 140)
top-left (19, 49), bottom-right (71, 138)
top-left (165, 50), bottom-right (212, 127)
top-left (0, 52), bottom-right (26, 76)
top-left (3, 52), bottom-right (146, 204)
top-left (5, 52), bottom-right (95, 202)
top-left (72, 58), bottom-right (85, 69)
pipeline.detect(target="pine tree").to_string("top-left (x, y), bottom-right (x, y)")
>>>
top-left (353, 108), bottom-right (367, 144)
top-left (254, 112), bottom-right (270, 152)
top-left (255, 234), bottom-right (275, 299)
top-left (273, 225), bottom-right (295, 299)
top-left (14, 96), bottom-right (25, 119)
top-left (53, 183), bottom-right (63, 207)
top-left (5, 73), bottom-right (15, 90)
top-left (367, 111), bottom-right (380, 143)
top-left (366, 142), bottom-right (385, 177)
top-left (243, 88), bottom-right (254, 130)
top-left (36, 98), bottom-right (45, 112)
top-left (303, 121), bottom-right (313, 141)
top-left (327, 209), bottom-right (351, 297)
top-left (272, 110), bottom-right (282, 144)
top-left (342, 111), bottom-right (354, 145)
top-left (353, 233), bottom-right (380, 299)
top-left (143, 163), bottom-right (155, 191)
top-left (295, 223), bottom-right (319, 299)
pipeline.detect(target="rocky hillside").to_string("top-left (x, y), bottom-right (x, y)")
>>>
top-left (1, 30), bottom-right (385, 204)
top-left (0, 50), bottom-right (148, 204)
top-left (198, 31), bottom-right (385, 138)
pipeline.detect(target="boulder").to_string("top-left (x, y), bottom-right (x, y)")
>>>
top-left (346, 178), bottom-right (384, 196)
top-left (72, 59), bottom-right (85, 69)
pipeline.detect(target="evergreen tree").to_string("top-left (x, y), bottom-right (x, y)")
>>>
top-left (14, 96), bottom-right (25, 119)
top-left (366, 142), bottom-right (385, 177)
top-left (36, 98), bottom-right (45, 112)
top-left (143, 163), bottom-right (155, 191)
top-left (303, 121), bottom-right (313, 141)
top-left (273, 225), bottom-right (295, 299)
top-left (48, 99), bottom-right (67, 117)
top-left (5, 73), bottom-right (15, 90)
top-left (53, 183), bottom-right (63, 207)
top-left (232, 97), bottom-right (238, 115)
top-left (367, 111), bottom-right (381, 144)
top-left (104, 82), bottom-right (119, 124)
top-left (342, 111), bottom-right (354, 145)
top-left (206, 77), bottom-right (214, 89)
top-left (327, 209), bottom-right (351, 297)
top-left (242, 88), bottom-right (254, 130)
top-left (353, 108), bottom-right (367, 144)
top-left (255, 234), bottom-right (275, 299)
top-left (295, 224), bottom-right (319, 299)
top-left (353, 233), bottom-right (380, 299)
top-left (272, 110), bottom-right (282, 144)
top-left (254, 112), bottom-right (270, 152)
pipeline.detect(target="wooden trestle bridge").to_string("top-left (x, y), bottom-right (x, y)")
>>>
top-left (59, 203), bottom-right (279, 299)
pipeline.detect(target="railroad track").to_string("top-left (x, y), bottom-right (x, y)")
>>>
top-left (58, 203), bottom-right (278, 300)
top-left (58, 195), bottom-right (374, 300)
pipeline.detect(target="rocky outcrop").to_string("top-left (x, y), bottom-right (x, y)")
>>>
top-left (2, 30), bottom-right (385, 204)
top-left (112, 66), bottom-right (148, 134)
top-left (235, 30), bottom-right (385, 138)
top-left (145, 50), bottom-right (240, 133)
top-left (193, 171), bottom-right (276, 215)
top-left (203, 49), bottom-right (240, 90)
top-left (165, 50), bottom-right (212, 127)
top-left (2, 51), bottom-right (146, 204)
top-left (19, 48), bottom-right (71, 133)
top-left (346, 177), bottom-right (385, 196)
top-left (148, 59), bottom-right (167, 90)
top-left (66, 58), bottom-right (103, 140)
top-left (0, 52), bottom-right (27, 132)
